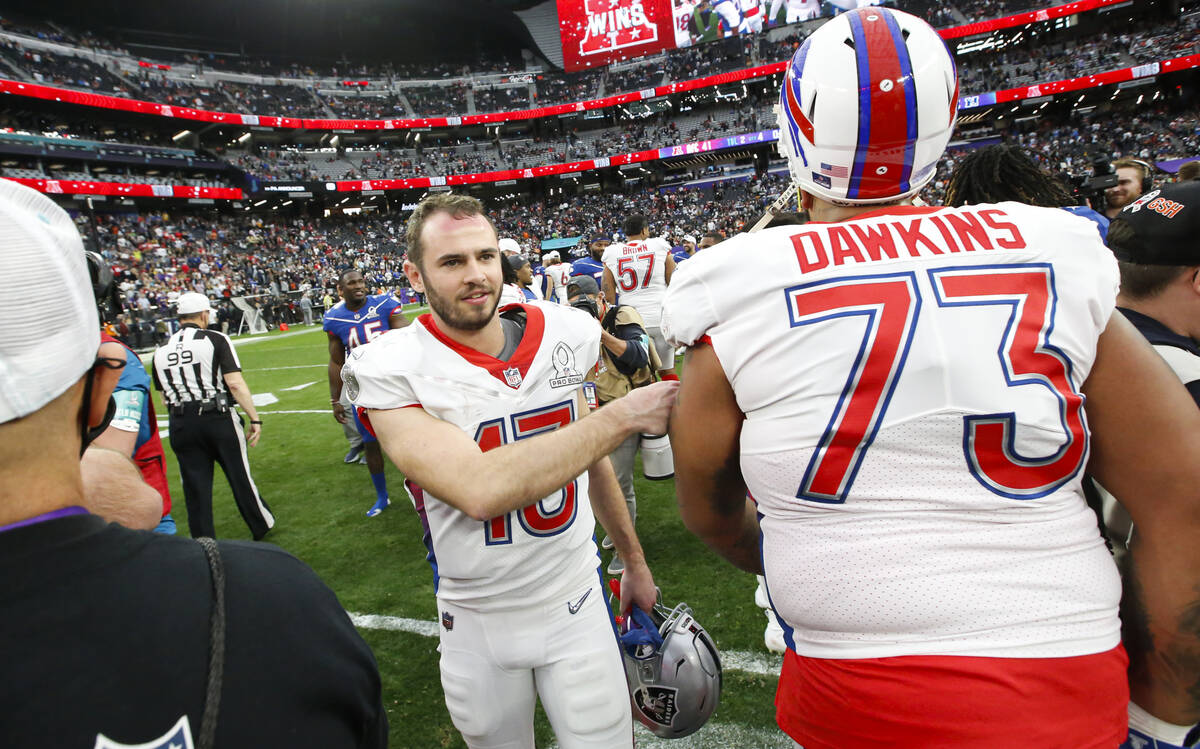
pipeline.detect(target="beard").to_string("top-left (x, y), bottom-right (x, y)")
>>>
top-left (425, 282), bottom-right (499, 332)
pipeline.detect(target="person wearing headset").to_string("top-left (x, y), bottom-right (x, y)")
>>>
top-left (1105, 157), bottom-right (1155, 219)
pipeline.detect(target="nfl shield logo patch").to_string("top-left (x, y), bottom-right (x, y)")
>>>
top-left (503, 367), bottom-right (523, 388)
top-left (442, 611), bottom-right (454, 631)
top-left (95, 715), bottom-right (194, 749)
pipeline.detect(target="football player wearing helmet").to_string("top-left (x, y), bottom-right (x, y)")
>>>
top-left (663, 7), bottom-right (1200, 747)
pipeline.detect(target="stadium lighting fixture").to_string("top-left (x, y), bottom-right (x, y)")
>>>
top-left (171, 130), bottom-right (192, 142)
top-left (253, 199), bottom-right (267, 206)
top-left (281, 200), bottom-right (293, 206)
top-left (236, 133), bottom-right (251, 144)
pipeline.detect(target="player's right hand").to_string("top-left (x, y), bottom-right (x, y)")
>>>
top-left (618, 380), bottom-right (679, 436)
top-left (332, 401), bottom-right (348, 424)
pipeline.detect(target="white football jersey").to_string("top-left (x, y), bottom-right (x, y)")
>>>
top-left (547, 262), bottom-right (573, 303)
top-left (602, 237), bottom-right (672, 327)
top-left (343, 302), bottom-right (602, 612)
top-left (499, 283), bottom-right (524, 307)
top-left (662, 203), bottom-right (1122, 659)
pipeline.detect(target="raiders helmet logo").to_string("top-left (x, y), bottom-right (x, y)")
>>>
top-left (94, 715), bottom-right (194, 749)
top-left (633, 686), bottom-right (678, 728)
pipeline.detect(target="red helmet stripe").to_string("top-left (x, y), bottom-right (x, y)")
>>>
top-left (784, 74), bottom-right (815, 144)
top-left (848, 9), bottom-right (914, 200)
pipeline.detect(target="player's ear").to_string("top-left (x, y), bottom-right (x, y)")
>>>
top-left (799, 189), bottom-right (816, 212)
top-left (403, 258), bottom-right (425, 293)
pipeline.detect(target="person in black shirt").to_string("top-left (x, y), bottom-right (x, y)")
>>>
top-left (0, 180), bottom-right (386, 748)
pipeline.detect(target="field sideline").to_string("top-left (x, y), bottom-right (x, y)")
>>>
top-left (146, 318), bottom-right (794, 747)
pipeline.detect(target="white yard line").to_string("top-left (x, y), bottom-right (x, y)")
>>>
top-left (346, 611), bottom-right (782, 678)
top-left (247, 364), bottom-right (327, 371)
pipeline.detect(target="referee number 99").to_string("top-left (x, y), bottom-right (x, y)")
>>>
top-left (165, 350), bottom-right (194, 366)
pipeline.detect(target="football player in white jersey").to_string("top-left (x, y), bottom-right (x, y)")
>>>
top-left (768, 0), bottom-right (820, 23)
top-left (602, 214), bottom-right (678, 379)
top-left (544, 250), bottom-right (573, 304)
top-left (343, 194), bottom-right (679, 749)
top-left (662, 9), bottom-right (1200, 748)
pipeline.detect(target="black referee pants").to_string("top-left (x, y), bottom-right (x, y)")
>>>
top-left (169, 410), bottom-right (274, 540)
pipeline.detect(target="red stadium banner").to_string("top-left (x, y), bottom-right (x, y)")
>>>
top-left (1, 177), bottom-right (243, 200)
top-left (557, 0), bottom-right (677, 71)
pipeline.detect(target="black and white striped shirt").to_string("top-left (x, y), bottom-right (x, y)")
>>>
top-left (151, 324), bottom-right (241, 407)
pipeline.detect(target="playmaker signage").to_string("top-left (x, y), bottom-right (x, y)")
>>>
top-left (558, 0), bottom-right (675, 72)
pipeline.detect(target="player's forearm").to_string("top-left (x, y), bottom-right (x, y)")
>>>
top-left (587, 457), bottom-right (646, 566)
top-left (1122, 531), bottom-right (1200, 724)
top-left (451, 402), bottom-right (643, 521)
top-left (225, 380), bottom-right (259, 422)
top-left (80, 446), bottom-right (163, 530)
top-left (682, 496), bottom-right (763, 574)
top-left (328, 361), bottom-right (344, 402)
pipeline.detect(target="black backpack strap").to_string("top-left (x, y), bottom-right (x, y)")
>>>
top-left (195, 537), bottom-right (226, 749)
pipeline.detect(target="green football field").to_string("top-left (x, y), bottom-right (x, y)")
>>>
top-left (146, 314), bottom-right (794, 748)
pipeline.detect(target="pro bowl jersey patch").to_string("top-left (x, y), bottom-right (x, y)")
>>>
top-left (94, 714), bottom-right (194, 749)
top-left (548, 342), bottom-right (583, 388)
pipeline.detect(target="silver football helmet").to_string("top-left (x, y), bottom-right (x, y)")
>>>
top-left (618, 600), bottom-right (722, 739)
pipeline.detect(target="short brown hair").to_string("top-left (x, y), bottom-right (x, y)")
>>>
top-left (1112, 158), bottom-right (1152, 187)
top-left (404, 193), bottom-right (494, 269)
top-left (1178, 160), bottom-right (1200, 182)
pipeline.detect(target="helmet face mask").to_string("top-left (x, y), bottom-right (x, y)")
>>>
top-left (777, 7), bottom-right (958, 206)
top-left (618, 601), bottom-right (722, 739)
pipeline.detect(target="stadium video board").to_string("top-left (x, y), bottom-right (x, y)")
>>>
top-left (556, 0), bottom-right (882, 72)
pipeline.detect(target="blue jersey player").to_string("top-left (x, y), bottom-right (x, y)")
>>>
top-left (569, 239), bottom-right (606, 287)
top-left (324, 270), bottom-right (409, 517)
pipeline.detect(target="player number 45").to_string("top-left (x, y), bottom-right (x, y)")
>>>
top-left (786, 264), bottom-right (1087, 504)
top-left (474, 401), bottom-right (579, 544)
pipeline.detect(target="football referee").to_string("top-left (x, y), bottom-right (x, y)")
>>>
top-left (152, 292), bottom-right (274, 540)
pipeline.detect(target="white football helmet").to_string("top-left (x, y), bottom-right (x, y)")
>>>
top-left (777, 7), bottom-right (958, 205)
top-left (618, 601), bottom-right (722, 739)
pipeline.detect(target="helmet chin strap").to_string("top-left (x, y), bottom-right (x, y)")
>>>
top-left (749, 181), bottom-right (800, 233)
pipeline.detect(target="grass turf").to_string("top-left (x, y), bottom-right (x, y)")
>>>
top-left (147, 318), bottom-right (786, 747)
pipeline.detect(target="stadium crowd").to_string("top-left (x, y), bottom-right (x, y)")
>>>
top-left (6, 0), bottom-right (1185, 122)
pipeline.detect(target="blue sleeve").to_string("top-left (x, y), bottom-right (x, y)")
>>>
top-left (115, 348), bottom-right (151, 394)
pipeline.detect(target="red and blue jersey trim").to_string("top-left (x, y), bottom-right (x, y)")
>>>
top-left (847, 8), bottom-right (918, 201)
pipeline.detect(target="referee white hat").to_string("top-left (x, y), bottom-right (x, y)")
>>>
top-left (176, 292), bottom-right (212, 315)
top-left (0, 179), bottom-right (99, 425)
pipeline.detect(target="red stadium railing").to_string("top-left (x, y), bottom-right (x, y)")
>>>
top-left (0, 0), bottom-right (1137, 132)
top-left (0, 178), bottom-right (243, 200)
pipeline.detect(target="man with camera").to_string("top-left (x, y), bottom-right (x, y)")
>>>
top-left (1105, 158), bottom-right (1154, 219)
top-left (567, 275), bottom-right (660, 575)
